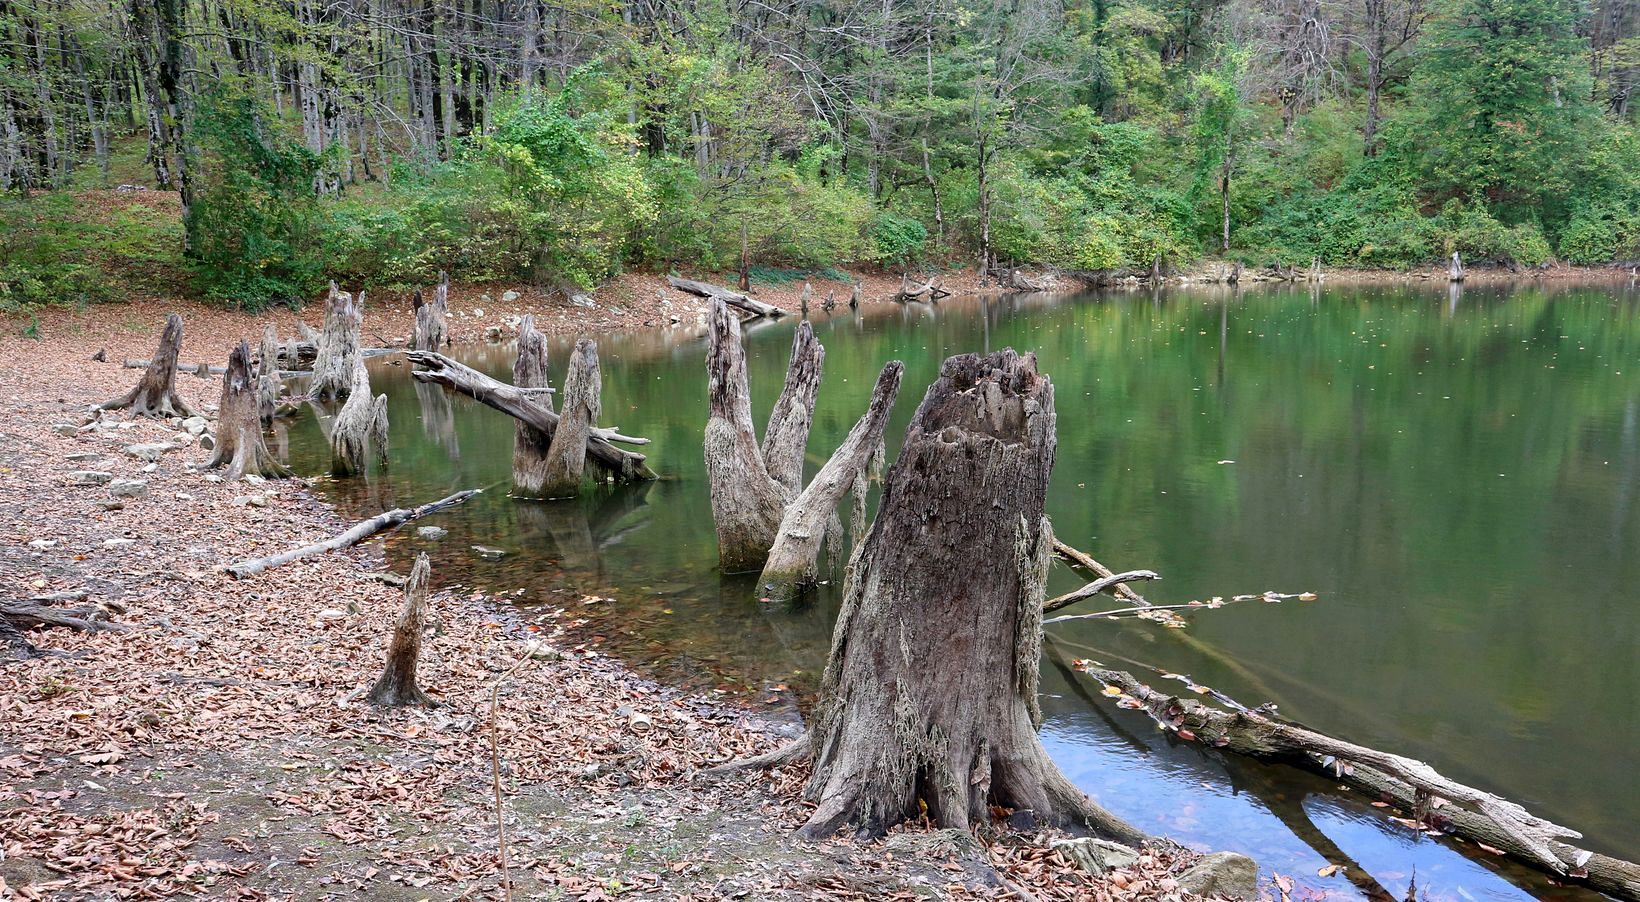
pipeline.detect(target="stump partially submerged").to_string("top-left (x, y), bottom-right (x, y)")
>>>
top-left (761, 322), bottom-right (824, 500)
top-left (511, 315), bottom-right (554, 497)
top-left (202, 341), bottom-right (291, 481)
top-left (367, 553), bottom-right (434, 707)
top-left (257, 324), bottom-right (282, 425)
top-left (311, 283), bottom-right (363, 401)
top-left (794, 350), bottom-right (1141, 843)
top-left (539, 339), bottom-right (601, 498)
top-left (412, 273), bottom-right (451, 351)
top-left (704, 301), bottom-right (794, 571)
top-left (758, 361), bottom-right (902, 600)
top-left (330, 365), bottom-right (389, 476)
top-left (97, 314), bottom-right (196, 419)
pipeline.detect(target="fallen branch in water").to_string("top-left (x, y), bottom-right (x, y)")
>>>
top-left (1044, 590), bottom-right (1316, 626)
top-left (226, 490), bottom-right (480, 578)
top-left (1068, 661), bottom-right (1640, 898)
top-left (1052, 539), bottom-right (1151, 607)
top-left (1043, 570), bottom-right (1160, 614)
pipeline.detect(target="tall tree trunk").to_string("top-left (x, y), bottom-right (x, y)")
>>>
top-left (796, 350), bottom-right (1142, 844)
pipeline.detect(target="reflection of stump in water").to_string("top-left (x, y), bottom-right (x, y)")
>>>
top-left (517, 500), bottom-right (600, 580)
top-left (413, 379), bottom-right (461, 462)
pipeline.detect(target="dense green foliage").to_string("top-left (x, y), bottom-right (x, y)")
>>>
top-left (2, 0), bottom-right (1638, 308)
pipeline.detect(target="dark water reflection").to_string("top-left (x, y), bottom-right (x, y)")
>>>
top-left (285, 281), bottom-right (1640, 900)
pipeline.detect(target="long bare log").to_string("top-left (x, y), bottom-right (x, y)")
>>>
top-left (704, 300), bottom-right (787, 571)
top-left (511, 315), bottom-right (553, 497)
top-left (539, 339), bottom-right (600, 498)
top-left (97, 313), bottom-right (196, 418)
top-left (367, 553), bottom-right (434, 707)
top-left (1083, 667), bottom-right (1632, 893)
top-left (667, 276), bottom-right (789, 318)
top-left (1053, 539), bottom-right (1151, 607)
top-left (761, 321), bottom-right (825, 499)
top-left (758, 361), bottom-right (904, 601)
top-left (1042, 570), bottom-right (1160, 614)
top-left (226, 490), bottom-right (480, 579)
top-left (407, 352), bottom-right (655, 482)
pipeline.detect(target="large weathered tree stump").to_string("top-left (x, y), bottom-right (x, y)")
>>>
top-left (96, 313), bottom-right (196, 418)
top-left (511, 315), bottom-right (554, 497)
top-left (758, 361), bottom-right (902, 601)
top-left (797, 350), bottom-right (1141, 843)
top-left (704, 301), bottom-right (790, 571)
top-left (411, 273), bottom-right (451, 351)
top-left (539, 339), bottom-right (601, 498)
top-left (761, 323), bottom-right (824, 500)
top-left (310, 282), bottom-right (363, 401)
top-left (330, 364), bottom-right (389, 476)
top-left (367, 553), bottom-right (434, 707)
top-left (202, 341), bottom-right (290, 481)
top-left (1449, 251), bottom-right (1466, 282)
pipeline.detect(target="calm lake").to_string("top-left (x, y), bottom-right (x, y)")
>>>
top-left (286, 280), bottom-right (1640, 900)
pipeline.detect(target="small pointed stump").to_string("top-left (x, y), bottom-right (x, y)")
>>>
top-left (798, 350), bottom-right (1142, 844)
top-left (704, 300), bottom-right (789, 572)
top-left (539, 339), bottom-right (600, 498)
top-left (311, 282), bottom-right (363, 401)
top-left (97, 313), bottom-right (196, 418)
top-left (411, 272), bottom-right (450, 351)
top-left (368, 553), bottom-right (434, 707)
top-left (330, 365), bottom-right (389, 476)
top-left (849, 283), bottom-right (861, 310)
top-left (1449, 251), bottom-right (1466, 283)
top-left (762, 321), bottom-right (825, 500)
top-left (511, 315), bottom-right (554, 497)
top-left (257, 324), bottom-right (282, 425)
top-left (758, 360), bottom-right (903, 602)
top-left (203, 341), bottom-right (291, 481)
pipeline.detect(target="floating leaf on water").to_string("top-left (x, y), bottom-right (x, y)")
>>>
top-left (1101, 685), bottom-right (1124, 697)
top-left (1318, 864), bottom-right (1341, 878)
top-left (1298, 592), bottom-right (1318, 601)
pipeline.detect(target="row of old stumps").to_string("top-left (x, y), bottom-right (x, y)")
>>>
top-left (14, 275), bottom-right (1640, 901)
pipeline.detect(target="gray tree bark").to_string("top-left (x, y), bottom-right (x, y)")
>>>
top-left (796, 350), bottom-right (1142, 844)
top-left (257, 324), bottom-right (282, 425)
top-left (511, 314), bottom-right (554, 497)
top-left (367, 552), bottom-right (434, 707)
top-left (97, 313), bottom-right (196, 418)
top-left (761, 321), bottom-right (824, 500)
top-left (539, 339), bottom-right (600, 498)
top-left (330, 364), bottom-right (388, 476)
top-left (202, 340), bottom-right (290, 480)
top-left (704, 300), bottom-right (788, 571)
top-left (310, 282), bottom-right (363, 401)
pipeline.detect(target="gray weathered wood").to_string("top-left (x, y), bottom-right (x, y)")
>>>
top-left (667, 276), bottom-right (788, 318)
top-left (97, 313), bottom-right (196, 419)
top-left (539, 339), bottom-right (600, 498)
top-left (226, 490), bottom-right (480, 579)
top-left (367, 553), bottom-right (434, 707)
top-left (202, 341), bottom-right (291, 481)
top-left (704, 300), bottom-right (788, 571)
top-left (311, 282), bottom-right (363, 400)
top-left (511, 314), bottom-right (553, 497)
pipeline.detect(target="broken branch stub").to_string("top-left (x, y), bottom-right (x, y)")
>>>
top-left (368, 553), bottom-right (435, 707)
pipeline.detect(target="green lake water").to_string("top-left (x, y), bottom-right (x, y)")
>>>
top-left (285, 280), bottom-right (1640, 900)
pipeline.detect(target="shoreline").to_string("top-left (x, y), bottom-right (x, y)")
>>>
top-left (0, 302), bottom-right (1212, 899)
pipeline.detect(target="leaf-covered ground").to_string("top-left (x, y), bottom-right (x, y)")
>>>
top-left (0, 301), bottom-right (1213, 900)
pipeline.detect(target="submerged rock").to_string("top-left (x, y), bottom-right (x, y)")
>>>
top-left (471, 545), bottom-right (507, 560)
top-left (417, 526), bottom-right (448, 540)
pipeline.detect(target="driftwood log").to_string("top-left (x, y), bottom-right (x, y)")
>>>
top-left (1042, 569), bottom-right (1161, 614)
top-left (539, 339), bottom-right (601, 498)
top-left (781, 350), bottom-right (1141, 842)
top-left (367, 553), bottom-right (434, 707)
top-left (667, 276), bottom-right (788, 318)
top-left (97, 314), bottom-right (196, 419)
top-left (704, 301), bottom-right (798, 571)
top-left (412, 273), bottom-right (451, 351)
top-left (510, 315), bottom-right (554, 497)
top-left (757, 361), bottom-right (903, 601)
top-left (1054, 539), bottom-right (1152, 607)
top-left (2, 590), bottom-right (121, 659)
top-left (310, 282), bottom-right (363, 401)
top-left (408, 352), bottom-right (655, 482)
top-left (226, 489), bottom-right (480, 578)
top-left (201, 341), bottom-right (290, 481)
top-left (1082, 666), bottom-right (1640, 899)
top-left (330, 365), bottom-right (389, 476)
top-left (894, 274), bottom-right (951, 302)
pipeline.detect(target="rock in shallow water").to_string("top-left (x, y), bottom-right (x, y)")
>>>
top-left (417, 526), bottom-right (448, 540)
top-left (470, 545), bottom-right (507, 559)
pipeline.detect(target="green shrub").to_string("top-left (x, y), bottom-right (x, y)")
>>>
top-left (869, 212), bottom-right (927, 264)
top-left (1558, 208), bottom-right (1639, 264)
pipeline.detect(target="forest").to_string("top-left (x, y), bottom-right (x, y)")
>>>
top-left (2, 0), bottom-right (1639, 310)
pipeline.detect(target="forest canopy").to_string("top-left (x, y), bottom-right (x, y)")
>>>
top-left (2, 0), bottom-right (1638, 309)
